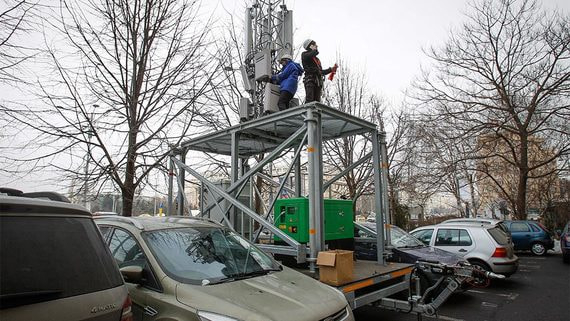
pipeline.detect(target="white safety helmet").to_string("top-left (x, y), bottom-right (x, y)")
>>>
top-left (302, 38), bottom-right (314, 50)
top-left (280, 54), bottom-right (293, 61)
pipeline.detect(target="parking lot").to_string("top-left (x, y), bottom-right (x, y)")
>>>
top-left (354, 252), bottom-right (569, 321)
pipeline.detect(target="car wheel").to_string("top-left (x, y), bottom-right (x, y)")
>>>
top-left (530, 242), bottom-right (546, 256)
top-left (469, 261), bottom-right (491, 287)
top-left (563, 253), bottom-right (570, 264)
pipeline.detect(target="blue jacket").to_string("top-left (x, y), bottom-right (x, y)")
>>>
top-left (271, 60), bottom-right (304, 94)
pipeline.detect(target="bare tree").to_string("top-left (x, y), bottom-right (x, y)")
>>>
top-left (0, 0), bottom-right (38, 141)
top-left (413, 0), bottom-right (570, 219)
top-left (321, 56), bottom-right (386, 213)
top-left (3, 0), bottom-right (222, 216)
top-left (0, 0), bottom-right (37, 85)
top-left (411, 118), bottom-right (484, 218)
top-left (382, 108), bottom-right (441, 227)
top-left (321, 57), bottom-right (437, 226)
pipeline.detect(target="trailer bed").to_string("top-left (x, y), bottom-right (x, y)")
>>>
top-left (342, 261), bottom-right (413, 309)
top-left (295, 260), bottom-right (413, 309)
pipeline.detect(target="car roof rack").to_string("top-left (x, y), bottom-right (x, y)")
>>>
top-left (0, 187), bottom-right (24, 196)
top-left (0, 188), bottom-right (70, 203)
top-left (22, 192), bottom-right (71, 203)
top-left (94, 216), bottom-right (145, 230)
top-left (160, 215), bottom-right (219, 225)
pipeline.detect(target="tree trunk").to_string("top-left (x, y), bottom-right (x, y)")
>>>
top-left (515, 136), bottom-right (529, 220)
top-left (468, 173), bottom-right (479, 217)
top-left (122, 124), bottom-right (138, 216)
top-left (122, 184), bottom-right (134, 217)
top-left (454, 193), bottom-right (464, 217)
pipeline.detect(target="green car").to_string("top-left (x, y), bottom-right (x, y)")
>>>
top-left (95, 216), bottom-right (353, 321)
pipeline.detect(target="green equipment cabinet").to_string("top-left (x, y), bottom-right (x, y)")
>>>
top-left (273, 198), bottom-right (354, 243)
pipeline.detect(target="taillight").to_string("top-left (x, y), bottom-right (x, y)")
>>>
top-left (121, 296), bottom-right (133, 321)
top-left (492, 247), bottom-right (507, 258)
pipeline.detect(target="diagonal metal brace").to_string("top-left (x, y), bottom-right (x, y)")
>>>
top-left (323, 151), bottom-right (372, 191)
top-left (200, 124), bottom-right (307, 216)
top-left (172, 158), bottom-right (302, 250)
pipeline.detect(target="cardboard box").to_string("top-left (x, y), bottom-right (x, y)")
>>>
top-left (317, 250), bottom-right (354, 286)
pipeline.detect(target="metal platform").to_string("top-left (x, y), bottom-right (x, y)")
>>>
top-left (340, 261), bottom-right (413, 309)
top-left (179, 102), bottom-right (377, 157)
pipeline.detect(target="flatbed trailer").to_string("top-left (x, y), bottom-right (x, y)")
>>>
top-left (167, 103), bottom-right (462, 316)
top-left (338, 261), bottom-right (413, 309)
top-left (301, 261), bottom-right (414, 310)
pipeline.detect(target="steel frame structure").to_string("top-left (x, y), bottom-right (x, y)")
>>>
top-left (167, 103), bottom-right (390, 270)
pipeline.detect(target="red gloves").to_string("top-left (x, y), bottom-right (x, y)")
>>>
top-left (328, 63), bottom-right (338, 81)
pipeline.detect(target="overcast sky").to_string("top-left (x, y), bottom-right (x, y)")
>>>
top-left (2, 0), bottom-right (568, 193)
top-left (219, 0), bottom-right (569, 103)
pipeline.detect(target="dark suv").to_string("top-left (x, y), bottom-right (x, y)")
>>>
top-left (0, 189), bottom-right (132, 321)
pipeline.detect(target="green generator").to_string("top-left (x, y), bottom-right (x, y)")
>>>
top-left (273, 198), bottom-right (354, 243)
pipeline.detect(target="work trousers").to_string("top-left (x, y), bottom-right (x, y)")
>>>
top-left (304, 80), bottom-right (322, 103)
top-left (278, 90), bottom-right (294, 111)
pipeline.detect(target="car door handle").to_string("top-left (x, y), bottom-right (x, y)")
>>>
top-left (458, 249), bottom-right (467, 252)
top-left (144, 306), bottom-right (158, 317)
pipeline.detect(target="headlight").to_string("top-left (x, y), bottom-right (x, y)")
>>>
top-left (197, 311), bottom-right (240, 321)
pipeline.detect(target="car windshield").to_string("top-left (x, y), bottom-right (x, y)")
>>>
top-left (389, 225), bottom-right (426, 248)
top-left (143, 227), bottom-right (281, 285)
top-left (359, 223), bottom-right (425, 248)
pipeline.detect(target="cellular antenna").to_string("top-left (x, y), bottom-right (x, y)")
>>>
top-left (240, 0), bottom-right (293, 121)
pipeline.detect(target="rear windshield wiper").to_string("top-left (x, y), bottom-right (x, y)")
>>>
top-left (0, 290), bottom-right (63, 309)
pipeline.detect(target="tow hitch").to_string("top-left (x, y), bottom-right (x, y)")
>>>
top-left (374, 260), bottom-right (505, 317)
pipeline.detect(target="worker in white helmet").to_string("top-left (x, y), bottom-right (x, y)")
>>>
top-left (270, 53), bottom-right (304, 111)
top-left (301, 39), bottom-right (336, 103)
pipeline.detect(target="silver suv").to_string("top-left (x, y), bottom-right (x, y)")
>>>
top-left (0, 191), bottom-right (132, 321)
top-left (410, 224), bottom-right (518, 278)
top-left (95, 215), bottom-right (353, 321)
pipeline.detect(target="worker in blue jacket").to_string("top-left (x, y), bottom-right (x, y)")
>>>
top-left (271, 54), bottom-right (304, 111)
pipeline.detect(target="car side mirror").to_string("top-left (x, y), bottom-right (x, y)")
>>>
top-left (120, 265), bottom-right (143, 284)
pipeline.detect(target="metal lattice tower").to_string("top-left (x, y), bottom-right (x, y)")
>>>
top-left (240, 0), bottom-right (293, 120)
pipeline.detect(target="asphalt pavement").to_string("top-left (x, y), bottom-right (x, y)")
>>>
top-left (354, 251), bottom-right (570, 321)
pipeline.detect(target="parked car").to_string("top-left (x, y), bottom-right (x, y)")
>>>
top-left (410, 224), bottom-right (518, 278)
top-left (95, 215), bottom-right (353, 321)
top-left (503, 220), bottom-right (554, 256)
top-left (0, 190), bottom-right (131, 321)
top-left (559, 221), bottom-right (570, 263)
top-left (441, 217), bottom-right (510, 236)
top-left (355, 223), bottom-right (467, 288)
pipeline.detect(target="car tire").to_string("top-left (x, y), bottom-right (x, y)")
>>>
top-left (468, 260), bottom-right (491, 287)
top-left (563, 253), bottom-right (570, 264)
top-left (530, 242), bottom-right (547, 256)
